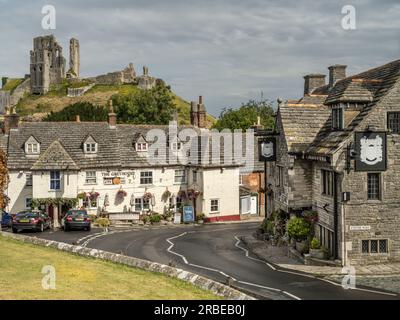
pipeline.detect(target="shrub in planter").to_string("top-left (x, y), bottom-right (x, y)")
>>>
top-left (261, 219), bottom-right (274, 235)
top-left (96, 218), bottom-right (110, 228)
top-left (196, 213), bottom-right (205, 223)
top-left (309, 237), bottom-right (325, 259)
top-left (150, 214), bottom-right (162, 224)
top-left (287, 217), bottom-right (311, 242)
top-left (141, 215), bottom-right (150, 224)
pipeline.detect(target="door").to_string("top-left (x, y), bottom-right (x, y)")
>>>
top-left (250, 196), bottom-right (258, 215)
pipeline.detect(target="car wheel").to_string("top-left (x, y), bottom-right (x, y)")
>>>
top-left (12, 228), bottom-right (18, 233)
top-left (64, 225), bottom-right (69, 232)
top-left (86, 226), bottom-right (91, 231)
top-left (39, 223), bottom-right (44, 232)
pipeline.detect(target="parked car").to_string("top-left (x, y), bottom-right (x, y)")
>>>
top-left (62, 210), bottom-right (91, 231)
top-left (1, 210), bottom-right (12, 228)
top-left (11, 210), bottom-right (51, 233)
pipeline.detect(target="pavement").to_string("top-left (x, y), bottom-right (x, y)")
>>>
top-left (3, 222), bottom-right (399, 300)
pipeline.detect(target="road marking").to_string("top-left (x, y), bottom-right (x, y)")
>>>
top-left (166, 232), bottom-right (301, 300)
top-left (234, 236), bottom-right (398, 298)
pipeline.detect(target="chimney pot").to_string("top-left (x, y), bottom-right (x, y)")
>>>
top-left (199, 95), bottom-right (203, 105)
top-left (303, 74), bottom-right (326, 95)
top-left (328, 64), bottom-right (347, 87)
top-left (3, 111), bottom-right (20, 135)
top-left (108, 100), bottom-right (116, 128)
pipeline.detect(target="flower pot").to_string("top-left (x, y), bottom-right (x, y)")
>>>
top-left (197, 220), bottom-right (204, 224)
top-left (309, 248), bottom-right (325, 259)
top-left (295, 240), bottom-right (308, 254)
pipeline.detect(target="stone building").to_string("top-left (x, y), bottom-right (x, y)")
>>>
top-left (89, 63), bottom-right (136, 85)
top-left (30, 35), bottom-right (66, 94)
top-left (137, 66), bottom-right (157, 90)
top-left (190, 96), bottom-right (207, 128)
top-left (269, 59), bottom-right (400, 266)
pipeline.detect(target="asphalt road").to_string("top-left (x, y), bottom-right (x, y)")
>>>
top-left (10, 222), bottom-right (399, 300)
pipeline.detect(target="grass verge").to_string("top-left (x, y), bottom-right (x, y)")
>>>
top-left (0, 235), bottom-right (220, 300)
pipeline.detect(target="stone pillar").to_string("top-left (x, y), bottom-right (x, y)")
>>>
top-left (69, 38), bottom-right (80, 78)
top-left (108, 100), bottom-right (117, 128)
top-left (53, 204), bottom-right (59, 229)
top-left (197, 96), bottom-right (206, 128)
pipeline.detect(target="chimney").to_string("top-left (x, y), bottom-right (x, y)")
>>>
top-left (3, 106), bottom-right (20, 135)
top-left (303, 74), bottom-right (326, 95)
top-left (197, 96), bottom-right (206, 128)
top-left (328, 64), bottom-right (347, 87)
top-left (76, 115), bottom-right (81, 123)
top-left (190, 101), bottom-right (198, 126)
top-left (108, 100), bottom-right (117, 128)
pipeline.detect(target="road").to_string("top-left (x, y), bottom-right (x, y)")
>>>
top-left (11, 222), bottom-right (399, 300)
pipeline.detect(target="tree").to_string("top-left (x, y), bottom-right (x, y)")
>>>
top-left (44, 102), bottom-right (108, 122)
top-left (0, 149), bottom-right (9, 209)
top-left (212, 99), bottom-right (275, 131)
top-left (112, 84), bottom-right (175, 125)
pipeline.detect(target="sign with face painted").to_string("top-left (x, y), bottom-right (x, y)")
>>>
top-left (259, 138), bottom-right (276, 162)
top-left (355, 132), bottom-right (387, 171)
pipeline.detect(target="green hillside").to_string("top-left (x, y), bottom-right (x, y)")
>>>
top-left (14, 82), bottom-right (215, 127)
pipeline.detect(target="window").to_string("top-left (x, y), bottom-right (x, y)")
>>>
top-left (193, 171), bottom-right (197, 183)
top-left (26, 143), bottom-right (40, 154)
top-left (368, 173), bottom-right (381, 200)
top-left (318, 225), bottom-right (334, 256)
top-left (85, 143), bottom-right (97, 153)
top-left (50, 171), bottom-right (61, 190)
top-left (26, 173), bottom-right (33, 187)
top-left (25, 198), bottom-right (32, 209)
top-left (136, 143), bottom-right (148, 152)
top-left (171, 142), bottom-right (182, 151)
top-left (240, 196), bottom-right (251, 214)
top-left (332, 107), bottom-right (344, 130)
top-left (277, 166), bottom-right (284, 187)
top-left (361, 239), bottom-right (388, 254)
top-left (239, 174), bottom-right (244, 186)
top-left (210, 199), bottom-right (220, 213)
top-left (388, 112), bottom-right (400, 134)
top-left (134, 198), bottom-right (150, 211)
top-left (321, 170), bottom-right (334, 196)
top-left (174, 170), bottom-right (186, 183)
top-left (140, 171), bottom-right (153, 185)
top-left (85, 171), bottom-right (97, 185)
top-left (83, 196), bottom-right (97, 208)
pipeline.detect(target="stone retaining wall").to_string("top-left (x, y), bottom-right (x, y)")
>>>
top-left (0, 231), bottom-right (254, 300)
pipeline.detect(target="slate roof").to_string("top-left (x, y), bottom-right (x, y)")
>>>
top-left (31, 140), bottom-right (79, 170)
top-left (281, 59), bottom-right (400, 157)
top-left (4, 122), bottom-right (244, 170)
top-left (279, 103), bottom-right (331, 153)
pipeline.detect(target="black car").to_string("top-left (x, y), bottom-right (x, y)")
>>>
top-left (12, 210), bottom-right (51, 233)
top-left (62, 210), bottom-right (91, 231)
top-left (1, 210), bottom-right (12, 229)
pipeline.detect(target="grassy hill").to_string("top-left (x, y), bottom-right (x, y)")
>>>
top-left (15, 82), bottom-right (215, 127)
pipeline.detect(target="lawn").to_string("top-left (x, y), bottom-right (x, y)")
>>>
top-left (0, 236), bottom-right (220, 300)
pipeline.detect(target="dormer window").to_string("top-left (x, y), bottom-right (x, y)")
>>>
top-left (25, 136), bottom-right (40, 155)
top-left (83, 136), bottom-right (98, 154)
top-left (136, 143), bottom-right (148, 152)
top-left (332, 106), bottom-right (344, 130)
top-left (171, 142), bottom-right (182, 151)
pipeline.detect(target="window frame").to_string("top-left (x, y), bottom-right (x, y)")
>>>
top-left (26, 173), bottom-right (33, 187)
top-left (332, 106), bottom-right (344, 130)
top-left (321, 169), bottom-right (334, 197)
top-left (49, 171), bottom-right (61, 191)
top-left (210, 199), bottom-right (220, 213)
top-left (367, 172), bottom-right (381, 200)
top-left (85, 142), bottom-right (98, 154)
top-left (387, 112), bottom-right (400, 134)
top-left (85, 171), bottom-right (97, 185)
top-left (136, 143), bottom-right (148, 152)
top-left (140, 171), bottom-right (153, 185)
top-left (25, 197), bottom-right (32, 209)
top-left (26, 143), bottom-right (40, 155)
top-left (174, 169), bottom-right (187, 184)
top-left (361, 239), bottom-right (388, 254)
top-left (276, 165), bottom-right (284, 188)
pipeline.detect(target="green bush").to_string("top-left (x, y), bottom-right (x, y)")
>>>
top-left (150, 214), bottom-right (161, 223)
top-left (96, 218), bottom-right (110, 228)
top-left (196, 213), bottom-right (205, 221)
top-left (310, 237), bottom-right (320, 249)
top-left (261, 219), bottom-right (274, 234)
top-left (141, 215), bottom-right (150, 224)
top-left (287, 217), bottom-right (311, 241)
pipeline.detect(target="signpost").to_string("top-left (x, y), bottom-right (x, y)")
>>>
top-left (355, 131), bottom-right (387, 172)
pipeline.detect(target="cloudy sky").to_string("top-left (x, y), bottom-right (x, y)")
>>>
top-left (0, 0), bottom-right (399, 116)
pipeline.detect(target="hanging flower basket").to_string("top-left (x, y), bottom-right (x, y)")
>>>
top-left (162, 189), bottom-right (172, 201)
top-left (178, 190), bottom-right (187, 200)
top-left (88, 191), bottom-right (100, 200)
top-left (187, 189), bottom-right (201, 200)
top-left (143, 192), bottom-right (153, 201)
top-left (117, 189), bottom-right (128, 198)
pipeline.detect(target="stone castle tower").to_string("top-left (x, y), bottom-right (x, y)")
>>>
top-left (30, 35), bottom-right (66, 94)
top-left (68, 38), bottom-right (80, 78)
top-left (190, 96), bottom-right (207, 128)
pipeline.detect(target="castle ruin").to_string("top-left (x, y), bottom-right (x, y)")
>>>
top-left (30, 35), bottom-right (66, 94)
top-left (67, 38), bottom-right (80, 79)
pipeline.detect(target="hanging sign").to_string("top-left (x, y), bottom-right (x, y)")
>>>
top-left (259, 137), bottom-right (276, 162)
top-left (355, 131), bottom-right (387, 171)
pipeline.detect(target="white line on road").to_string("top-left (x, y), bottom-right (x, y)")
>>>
top-left (166, 232), bottom-right (301, 300)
